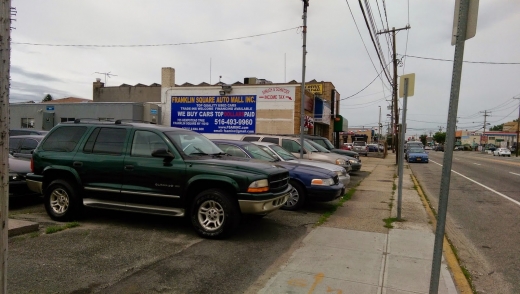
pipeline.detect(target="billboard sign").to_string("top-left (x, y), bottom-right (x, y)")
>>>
top-left (171, 95), bottom-right (256, 134)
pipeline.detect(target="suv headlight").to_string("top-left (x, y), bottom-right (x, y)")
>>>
top-left (311, 178), bottom-right (335, 186)
top-left (335, 159), bottom-right (346, 165)
top-left (247, 179), bottom-right (269, 193)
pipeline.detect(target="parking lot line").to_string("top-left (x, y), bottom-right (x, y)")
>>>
top-left (510, 172), bottom-right (520, 177)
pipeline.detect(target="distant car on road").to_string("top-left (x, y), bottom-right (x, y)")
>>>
top-left (435, 145), bottom-right (444, 152)
top-left (493, 148), bottom-right (511, 157)
top-left (352, 141), bottom-right (368, 156)
top-left (407, 147), bottom-right (429, 163)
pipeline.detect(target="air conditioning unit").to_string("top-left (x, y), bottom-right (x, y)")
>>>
top-left (143, 103), bottom-right (161, 124)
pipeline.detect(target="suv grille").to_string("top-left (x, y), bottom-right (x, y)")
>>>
top-left (269, 172), bottom-right (290, 192)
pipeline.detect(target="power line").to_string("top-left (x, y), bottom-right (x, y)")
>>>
top-left (400, 54), bottom-right (520, 65)
top-left (345, 0), bottom-right (391, 91)
top-left (12, 26), bottom-right (301, 47)
top-left (340, 62), bottom-right (392, 101)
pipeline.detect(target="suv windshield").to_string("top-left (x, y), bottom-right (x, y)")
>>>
top-left (269, 144), bottom-right (298, 161)
top-left (306, 139), bottom-right (331, 153)
top-left (165, 131), bottom-right (222, 156)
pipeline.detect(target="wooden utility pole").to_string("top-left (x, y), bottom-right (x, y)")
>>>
top-left (514, 97), bottom-right (520, 157)
top-left (0, 0), bottom-right (11, 292)
top-left (377, 25), bottom-right (410, 164)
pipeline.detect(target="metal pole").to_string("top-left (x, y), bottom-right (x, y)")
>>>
top-left (378, 106), bottom-right (381, 156)
top-left (299, 0), bottom-right (308, 159)
top-left (430, 0), bottom-right (470, 292)
top-left (393, 28), bottom-right (399, 163)
top-left (514, 98), bottom-right (519, 157)
top-left (0, 0), bottom-right (11, 291)
top-left (397, 78), bottom-right (409, 220)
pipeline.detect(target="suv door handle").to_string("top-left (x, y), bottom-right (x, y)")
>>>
top-left (124, 165), bottom-right (134, 171)
top-left (73, 161), bottom-right (83, 167)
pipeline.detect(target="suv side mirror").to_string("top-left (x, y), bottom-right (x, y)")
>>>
top-left (152, 148), bottom-right (175, 160)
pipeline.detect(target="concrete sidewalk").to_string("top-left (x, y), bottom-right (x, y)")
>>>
top-left (258, 153), bottom-right (464, 294)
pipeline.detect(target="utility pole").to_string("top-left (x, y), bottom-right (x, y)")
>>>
top-left (514, 97), bottom-right (520, 157)
top-left (0, 0), bottom-right (11, 292)
top-left (480, 110), bottom-right (490, 151)
top-left (299, 0), bottom-right (309, 159)
top-left (378, 106), bottom-right (381, 156)
top-left (377, 25), bottom-right (410, 164)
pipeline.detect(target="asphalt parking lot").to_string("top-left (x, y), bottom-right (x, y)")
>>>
top-left (7, 166), bottom-right (372, 293)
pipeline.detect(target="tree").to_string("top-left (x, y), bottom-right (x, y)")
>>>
top-left (490, 124), bottom-right (503, 131)
top-left (419, 134), bottom-right (427, 146)
top-left (433, 131), bottom-right (446, 145)
top-left (42, 94), bottom-right (53, 102)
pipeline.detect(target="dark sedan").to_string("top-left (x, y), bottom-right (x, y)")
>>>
top-left (8, 154), bottom-right (40, 197)
top-left (212, 139), bottom-right (345, 211)
top-left (9, 135), bottom-right (45, 159)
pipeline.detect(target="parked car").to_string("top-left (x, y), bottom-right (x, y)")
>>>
top-left (251, 141), bottom-right (351, 187)
top-left (26, 120), bottom-right (292, 239)
top-left (485, 144), bottom-right (497, 152)
top-left (405, 141), bottom-right (423, 153)
top-left (9, 135), bottom-right (45, 159)
top-left (434, 145), bottom-right (444, 152)
top-left (493, 148), bottom-right (511, 157)
top-left (8, 154), bottom-right (39, 197)
top-left (352, 141), bottom-right (368, 156)
top-left (212, 140), bottom-right (345, 211)
top-left (9, 129), bottom-right (49, 136)
top-left (407, 147), bottom-right (429, 163)
top-left (305, 139), bottom-right (362, 172)
top-left (298, 134), bottom-right (360, 159)
top-left (367, 144), bottom-right (379, 152)
top-left (342, 143), bottom-right (353, 150)
top-left (236, 134), bottom-right (353, 172)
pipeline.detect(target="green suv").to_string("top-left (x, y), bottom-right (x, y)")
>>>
top-left (26, 120), bottom-right (291, 239)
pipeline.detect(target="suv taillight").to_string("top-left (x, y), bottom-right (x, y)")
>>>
top-left (30, 157), bottom-right (34, 172)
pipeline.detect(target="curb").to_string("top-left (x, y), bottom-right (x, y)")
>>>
top-left (410, 174), bottom-right (473, 294)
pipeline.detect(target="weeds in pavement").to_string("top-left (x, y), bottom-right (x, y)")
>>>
top-left (316, 188), bottom-right (356, 226)
top-left (45, 222), bottom-right (80, 234)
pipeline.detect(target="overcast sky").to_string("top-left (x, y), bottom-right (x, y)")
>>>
top-left (9, 0), bottom-right (520, 136)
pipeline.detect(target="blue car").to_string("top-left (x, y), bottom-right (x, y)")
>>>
top-left (212, 139), bottom-right (345, 211)
top-left (407, 147), bottom-right (429, 163)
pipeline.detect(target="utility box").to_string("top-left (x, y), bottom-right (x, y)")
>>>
top-left (143, 103), bottom-right (161, 124)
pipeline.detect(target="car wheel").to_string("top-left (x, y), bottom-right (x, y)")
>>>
top-left (191, 189), bottom-right (240, 239)
top-left (44, 179), bottom-right (82, 222)
top-left (282, 181), bottom-right (306, 211)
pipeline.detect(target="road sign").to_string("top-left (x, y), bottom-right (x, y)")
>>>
top-left (399, 73), bottom-right (415, 98)
top-left (452, 0), bottom-right (479, 45)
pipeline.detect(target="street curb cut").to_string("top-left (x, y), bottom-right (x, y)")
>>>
top-left (410, 174), bottom-right (473, 294)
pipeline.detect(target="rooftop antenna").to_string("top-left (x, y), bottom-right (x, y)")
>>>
top-left (94, 72), bottom-right (118, 85)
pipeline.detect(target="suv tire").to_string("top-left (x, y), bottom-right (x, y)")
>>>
top-left (191, 189), bottom-right (240, 239)
top-left (282, 181), bottom-right (306, 211)
top-left (44, 179), bottom-right (82, 222)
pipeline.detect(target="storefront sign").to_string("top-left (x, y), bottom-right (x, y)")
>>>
top-left (258, 87), bottom-right (293, 100)
top-left (171, 96), bottom-right (256, 134)
top-left (305, 83), bottom-right (323, 94)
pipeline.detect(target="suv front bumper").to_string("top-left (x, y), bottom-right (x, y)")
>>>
top-left (237, 185), bottom-right (292, 215)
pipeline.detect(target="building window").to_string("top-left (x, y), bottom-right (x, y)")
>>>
top-left (21, 118), bottom-right (35, 128)
top-left (61, 118), bottom-right (75, 123)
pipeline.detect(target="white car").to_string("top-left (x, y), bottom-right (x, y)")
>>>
top-left (493, 148), bottom-right (511, 157)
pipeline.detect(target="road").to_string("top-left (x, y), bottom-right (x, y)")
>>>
top-left (7, 169), bottom-right (370, 294)
top-left (409, 150), bottom-right (520, 294)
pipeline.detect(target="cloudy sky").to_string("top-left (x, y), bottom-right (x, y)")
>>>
top-left (9, 0), bottom-right (520, 136)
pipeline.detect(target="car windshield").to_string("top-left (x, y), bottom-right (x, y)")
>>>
top-left (353, 141), bottom-right (365, 146)
top-left (269, 144), bottom-right (298, 161)
top-left (301, 140), bottom-right (318, 152)
top-left (243, 144), bottom-right (277, 161)
top-left (306, 139), bottom-right (331, 153)
top-left (165, 131), bottom-right (223, 156)
top-left (409, 148), bottom-right (425, 153)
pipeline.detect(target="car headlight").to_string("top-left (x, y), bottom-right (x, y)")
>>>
top-left (311, 178), bottom-right (335, 186)
top-left (348, 159), bottom-right (357, 164)
top-left (247, 179), bottom-right (269, 193)
top-left (335, 159), bottom-right (346, 165)
top-left (335, 169), bottom-right (347, 177)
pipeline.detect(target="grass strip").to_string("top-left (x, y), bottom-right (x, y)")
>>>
top-left (45, 222), bottom-right (80, 234)
top-left (315, 188), bottom-right (356, 226)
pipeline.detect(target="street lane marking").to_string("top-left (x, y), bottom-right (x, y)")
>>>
top-left (430, 159), bottom-right (520, 207)
top-left (473, 163), bottom-right (481, 165)
top-left (510, 172), bottom-right (520, 176)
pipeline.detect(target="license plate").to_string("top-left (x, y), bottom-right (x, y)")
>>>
top-left (417, 158), bottom-right (422, 161)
